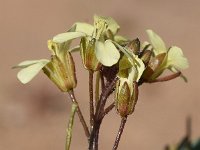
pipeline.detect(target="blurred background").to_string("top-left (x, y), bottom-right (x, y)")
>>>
top-left (0, 0), bottom-right (200, 149)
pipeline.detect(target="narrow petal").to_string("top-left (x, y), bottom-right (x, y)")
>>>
top-left (13, 59), bottom-right (48, 68)
top-left (69, 22), bottom-right (94, 36)
top-left (16, 59), bottom-right (50, 84)
top-left (95, 40), bottom-right (120, 66)
top-left (53, 32), bottom-right (86, 43)
top-left (167, 46), bottom-right (189, 70)
top-left (146, 29), bottom-right (167, 55)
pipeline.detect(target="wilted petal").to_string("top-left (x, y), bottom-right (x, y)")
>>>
top-left (95, 40), bottom-right (120, 66)
top-left (15, 59), bottom-right (50, 84)
top-left (146, 29), bottom-right (167, 55)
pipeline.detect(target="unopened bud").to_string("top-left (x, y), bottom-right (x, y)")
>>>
top-left (115, 80), bottom-right (138, 117)
top-left (126, 38), bottom-right (140, 55)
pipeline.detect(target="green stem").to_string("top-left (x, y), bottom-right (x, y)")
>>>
top-left (68, 90), bottom-right (90, 139)
top-left (65, 103), bottom-right (77, 150)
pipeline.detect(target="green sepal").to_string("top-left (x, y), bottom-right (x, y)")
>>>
top-left (115, 81), bottom-right (131, 117)
top-left (80, 37), bottom-right (101, 71)
top-left (43, 53), bottom-right (77, 92)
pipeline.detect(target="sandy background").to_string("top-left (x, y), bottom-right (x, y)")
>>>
top-left (0, 0), bottom-right (200, 149)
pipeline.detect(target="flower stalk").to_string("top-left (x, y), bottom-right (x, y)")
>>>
top-left (112, 116), bottom-right (128, 150)
top-left (68, 90), bottom-right (90, 139)
top-left (89, 71), bottom-right (95, 130)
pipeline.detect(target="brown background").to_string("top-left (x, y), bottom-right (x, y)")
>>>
top-left (0, 0), bottom-right (199, 149)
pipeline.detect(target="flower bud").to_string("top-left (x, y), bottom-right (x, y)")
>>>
top-left (80, 37), bottom-right (101, 71)
top-left (126, 38), bottom-right (140, 55)
top-left (43, 51), bottom-right (77, 92)
top-left (115, 80), bottom-right (138, 117)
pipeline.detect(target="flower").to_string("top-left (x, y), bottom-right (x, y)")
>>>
top-left (13, 40), bottom-right (77, 92)
top-left (52, 15), bottom-right (128, 68)
top-left (142, 29), bottom-right (189, 81)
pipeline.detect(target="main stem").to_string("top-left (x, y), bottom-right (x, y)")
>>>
top-left (68, 90), bottom-right (90, 139)
top-left (112, 116), bottom-right (128, 150)
top-left (89, 77), bottom-right (118, 150)
top-left (89, 71), bottom-right (94, 130)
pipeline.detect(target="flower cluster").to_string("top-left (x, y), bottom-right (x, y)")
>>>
top-left (14, 15), bottom-right (189, 117)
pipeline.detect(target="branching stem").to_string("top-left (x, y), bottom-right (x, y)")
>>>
top-left (89, 77), bottom-right (118, 150)
top-left (101, 102), bottom-right (115, 118)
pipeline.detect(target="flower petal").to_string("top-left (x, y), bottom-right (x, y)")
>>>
top-left (69, 22), bottom-right (94, 36)
top-left (95, 40), bottom-right (120, 66)
top-left (53, 32), bottom-right (86, 43)
top-left (16, 59), bottom-right (50, 84)
top-left (13, 60), bottom-right (47, 69)
top-left (146, 29), bottom-right (167, 55)
top-left (167, 46), bottom-right (189, 70)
